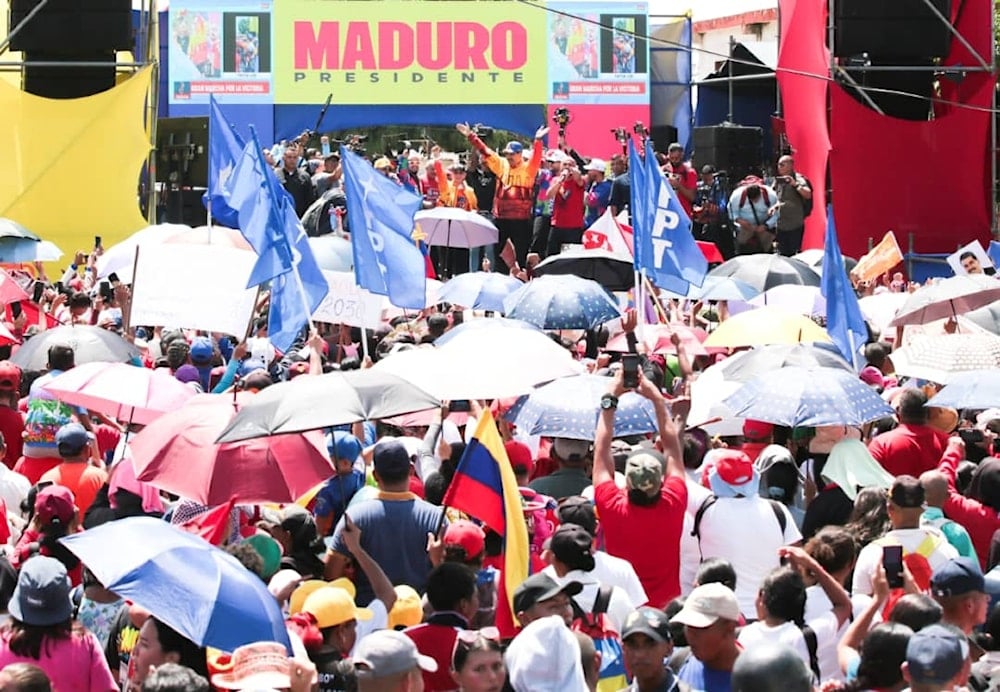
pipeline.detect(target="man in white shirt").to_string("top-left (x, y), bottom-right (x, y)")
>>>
top-left (544, 523), bottom-right (634, 630)
top-left (852, 475), bottom-right (958, 597)
top-left (553, 496), bottom-right (648, 606)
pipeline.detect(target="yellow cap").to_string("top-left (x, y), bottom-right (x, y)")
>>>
top-left (289, 579), bottom-right (328, 616)
top-left (302, 587), bottom-right (373, 629)
top-left (329, 577), bottom-right (357, 600)
top-left (374, 157), bottom-right (392, 170)
top-left (388, 585), bottom-right (424, 630)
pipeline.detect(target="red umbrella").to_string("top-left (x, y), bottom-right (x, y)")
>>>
top-left (0, 270), bottom-right (28, 304)
top-left (605, 324), bottom-right (710, 356)
top-left (130, 393), bottom-right (334, 505)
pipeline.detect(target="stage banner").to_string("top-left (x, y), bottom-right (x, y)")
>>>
top-left (167, 0), bottom-right (274, 104)
top-left (545, 1), bottom-right (650, 105)
top-left (273, 1), bottom-right (548, 104)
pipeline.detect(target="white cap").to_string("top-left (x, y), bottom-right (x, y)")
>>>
top-left (584, 158), bottom-right (607, 172)
top-left (669, 582), bottom-right (740, 627)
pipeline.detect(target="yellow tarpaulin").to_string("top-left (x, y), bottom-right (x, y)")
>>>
top-left (0, 66), bottom-right (153, 255)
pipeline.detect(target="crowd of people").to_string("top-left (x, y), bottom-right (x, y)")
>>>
top-left (0, 117), bottom-right (995, 692)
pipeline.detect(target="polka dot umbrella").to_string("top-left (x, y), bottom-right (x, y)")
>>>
top-left (723, 365), bottom-right (894, 428)
top-left (888, 333), bottom-right (1000, 384)
top-left (503, 274), bottom-right (623, 330)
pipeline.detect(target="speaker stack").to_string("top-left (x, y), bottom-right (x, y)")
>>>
top-left (692, 125), bottom-right (763, 181)
top-left (9, 0), bottom-right (133, 99)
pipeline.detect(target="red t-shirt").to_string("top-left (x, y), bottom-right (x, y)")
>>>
top-left (868, 423), bottom-right (948, 478)
top-left (14, 455), bottom-right (61, 485)
top-left (666, 162), bottom-right (698, 217)
top-left (0, 407), bottom-right (24, 469)
top-left (594, 474), bottom-right (687, 608)
top-left (552, 177), bottom-right (586, 229)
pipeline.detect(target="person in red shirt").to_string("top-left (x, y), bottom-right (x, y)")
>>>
top-left (938, 435), bottom-right (999, 570)
top-left (0, 361), bottom-right (24, 469)
top-left (546, 154), bottom-right (586, 257)
top-left (740, 419), bottom-right (773, 463)
top-left (404, 562), bottom-right (479, 692)
top-left (39, 423), bottom-right (108, 515)
top-left (869, 389), bottom-right (948, 478)
top-left (593, 370), bottom-right (687, 608)
top-left (663, 143), bottom-right (698, 217)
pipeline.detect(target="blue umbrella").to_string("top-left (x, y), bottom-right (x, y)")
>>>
top-left (927, 370), bottom-right (1000, 410)
top-left (505, 375), bottom-right (658, 440)
top-left (437, 271), bottom-right (525, 312)
top-left (433, 316), bottom-right (542, 347)
top-left (61, 516), bottom-right (291, 652)
top-left (503, 275), bottom-right (622, 329)
top-left (664, 275), bottom-right (758, 302)
top-left (723, 366), bottom-right (893, 427)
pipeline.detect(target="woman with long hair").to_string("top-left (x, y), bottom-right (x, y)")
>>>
top-left (451, 628), bottom-right (505, 692)
top-left (11, 484), bottom-right (82, 585)
top-left (845, 487), bottom-right (891, 550)
top-left (0, 556), bottom-right (116, 691)
top-left (128, 616), bottom-right (208, 689)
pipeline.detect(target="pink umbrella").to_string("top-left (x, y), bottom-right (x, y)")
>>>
top-left (41, 362), bottom-right (196, 425)
top-left (605, 324), bottom-right (710, 356)
top-left (130, 394), bottom-right (334, 505)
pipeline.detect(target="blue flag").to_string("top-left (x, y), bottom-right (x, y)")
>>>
top-left (628, 140), bottom-right (649, 270)
top-left (631, 139), bottom-right (706, 295)
top-left (202, 96), bottom-right (245, 229)
top-left (988, 241), bottom-right (1000, 271)
top-left (340, 146), bottom-right (426, 309)
top-left (821, 206), bottom-right (867, 369)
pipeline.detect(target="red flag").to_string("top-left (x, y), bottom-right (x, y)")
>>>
top-left (696, 241), bottom-right (724, 264)
top-left (582, 209), bottom-right (634, 256)
top-left (178, 497), bottom-right (236, 546)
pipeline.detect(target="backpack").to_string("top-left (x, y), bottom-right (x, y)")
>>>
top-left (690, 495), bottom-right (788, 546)
top-left (571, 586), bottom-right (627, 692)
top-left (798, 623), bottom-right (820, 683)
top-left (797, 174), bottom-right (814, 217)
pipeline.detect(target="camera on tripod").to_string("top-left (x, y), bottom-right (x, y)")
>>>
top-left (552, 107), bottom-right (572, 135)
top-left (611, 127), bottom-right (629, 145)
top-left (632, 121), bottom-right (649, 138)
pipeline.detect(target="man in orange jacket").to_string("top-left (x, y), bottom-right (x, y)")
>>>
top-left (456, 122), bottom-right (548, 270)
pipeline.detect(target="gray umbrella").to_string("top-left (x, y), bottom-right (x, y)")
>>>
top-left (216, 369), bottom-right (440, 442)
top-left (531, 248), bottom-right (635, 292)
top-left (707, 254), bottom-right (821, 293)
top-left (12, 325), bottom-right (140, 370)
top-left (718, 343), bottom-right (853, 383)
top-left (0, 218), bottom-right (40, 240)
top-left (889, 275), bottom-right (1000, 327)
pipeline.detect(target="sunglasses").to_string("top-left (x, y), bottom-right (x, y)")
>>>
top-left (455, 627), bottom-right (501, 645)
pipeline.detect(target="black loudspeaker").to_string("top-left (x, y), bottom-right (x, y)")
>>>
top-left (23, 52), bottom-right (117, 99)
top-left (692, 125), bottom-right (763, 181)
top-left (834, 0), bottom-right (951, 60)
top-left (838, 61), bottom-right (935, 120)
top-left (649, 125), bottom-right (679, 152)
top-left (9, 0), bottom-right (133, 53)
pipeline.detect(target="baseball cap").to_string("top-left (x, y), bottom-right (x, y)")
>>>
top-left (190, 337), bottom-right (214, 364)
top-left (670, 582), bottom-right (740, 628)
top-left (374, 157), bottom-right (392, 170)
top-left (742, 419), bottom-right (774, 441)
top-left (708, 450), bottom-right (760, 498)
top-left (55, 423), bottom-right (90, 456)
top-left (553, 438), bottom-right (590, 462)
top-left (905, 624), bottom-right (969, 685)
top-left (443, 520), bottom-right (486, 560)
top-left (0, 361), bottom-right (21, 391)
top-left (584, 158), bottom-right (606, 173)
top-left (859, 365), bottom-right (885, 388)
top-left (890, 474), bottom-right (925, 508)
top-left (327, 431), bottom-right (362, 464)
top-left (512, 573), bottom-right (583, 615)
top-left (289, 579), bottom-right (333, 616)
top-left (544, 148), bottom-right (565, 162)
top-left (9, 556), bottom-right (73, 627)
top-left (34, 485), bottom-right (76, 525)
top-left (556, 496), bottom-right (597, 535)
top-left (388, 585), bottom-right (423, 630)
top-left (244, 534), bottom-right (282, 580)
top-left (372, 440), bottom-right (412, 477)
top-left (505, 440), bottom-right (534, 476)
top-left (301, 586), bottom-right (373, 629)
top-left (622, 606), bottom-right (673, 643)
top-left (931, 556), bottom-right (985, 598)
top-left (354, 630), bottom-right (438, 678)
top-left (625, 449), bottom-right (664, 497)
top-left (502, 141), bottom-right (524, 155)
top-left (548, 524), bottom-right (595, 572)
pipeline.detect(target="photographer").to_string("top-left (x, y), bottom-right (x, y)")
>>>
top-left (546, 154), bottom-right (585, 257)
top-left (773, 155), bottom-right (813, 256)
top-left (693, 165), bottom-right (733, 260)
top-left (456, 121), bottom-right (547, 271)
top-left (662, 143), bottom-right (697, 217)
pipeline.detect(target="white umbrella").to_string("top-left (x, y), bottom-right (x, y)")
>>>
top-left (889, 333), bottom-right (1000, 383)
top-left (688, 354), bottom-right (747, 437)
top-left (373, 325), bottom-right (584, 399)
top-left (889, 275), bottom-right (1000, 327)
top-left (859, 292), bottom-right (908, 334)
top-left (415, 208), bottom-right (498, 249)
top-left (96, 223), bottom-right (190, 279)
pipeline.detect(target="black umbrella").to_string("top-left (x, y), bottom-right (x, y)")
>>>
top-left (12, 325), bottom-right (140, 370)
top-left (531, 248), bottom-right (635, 292)
top-left (216, 369), bottom-right (440, 442)
top-left (707, 254), bottom-right (821, 293)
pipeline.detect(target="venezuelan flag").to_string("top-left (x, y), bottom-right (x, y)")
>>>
top-left (442, 410), bottom-right (529, 622)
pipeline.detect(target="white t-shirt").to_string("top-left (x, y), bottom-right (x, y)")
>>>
top-left (805, 585), bottom-right (874, 683)
top-left (353, 598), bottom-right (388, 656)
top-left (696, 496), bottom-right (802, 617)
top-left (737, 612), bottom-right (840, 683)
top-left (592, 550), bottom-right (647, 608)
top-left (680, 481), bottom-right (713, 597)
top-left (544, 568), bottom-right (635, 632)
top-left (851, 527), bottom-right (958, 596)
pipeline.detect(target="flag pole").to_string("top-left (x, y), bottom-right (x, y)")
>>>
top-left (206, 97), bottom-right (214, 231)
top-left (360, 326), bottom-right (370, 362)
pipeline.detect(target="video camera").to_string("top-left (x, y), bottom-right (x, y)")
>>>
top-left (632, 121), bottom-right (649, 138)
top-left (335, 133), bottom-right (368, 155)
top-left (552, 107), bottom-right (572, 136)
top-left (611, 127), bottom-right (629, 145)
top-left (471, 123), bottom-right (494, 138)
